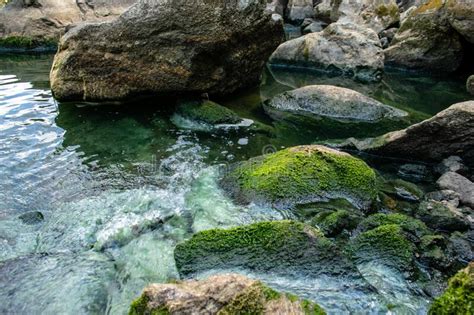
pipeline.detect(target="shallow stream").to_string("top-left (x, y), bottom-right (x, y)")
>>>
top-left (0, 54), bottom-right (471, 314)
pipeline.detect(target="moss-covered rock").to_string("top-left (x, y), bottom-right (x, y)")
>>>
top-left (416, 200), bottom-right (469, 232)
top-left (129, 274), bottom-right (326, 315)
top-left (381, 179), bottom-right (424, 202)
top-left (357, 213), bottom-right (431, 239)
top-left (311, 210), bottom-right (361, 237)
top-left (429, 262), bottom-right (474, 314)
top-left (174, 220), bottom-right (356, 278)
top-left (175, 99), bottom-right (242, 125)
top-left (221, 145), bottom-right (378, 210)
top-left (350, 224), bottom-right (415, 271)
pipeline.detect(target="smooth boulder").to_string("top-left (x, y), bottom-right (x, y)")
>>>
top-left (221, 145), bottom-right (378, 210)
top-left (384, 0), bottom-right (464, 72)
top-left (50, 0), bottom-right (284, 101)
top-left (264, 85), bottom-right (407, 122)
top-left (341, 101), bottom-right (474, 164)
top-left (269, 22), bottom-right (384, 82)
top-left (129, 273), bottom-right (326, 315)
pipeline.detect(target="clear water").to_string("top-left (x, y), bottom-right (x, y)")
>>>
top-left (0, 54), bottom-right (471, 315)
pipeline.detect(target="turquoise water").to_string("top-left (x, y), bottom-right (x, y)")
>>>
top-left (0, 54), bottom-right (472, 314)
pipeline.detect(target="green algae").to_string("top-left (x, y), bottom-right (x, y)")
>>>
top-left (129, 294), bottom-right (170, 315)
top-left (429, 262), bottom-right (474, 314)
top-left (312, 210), bottom-right (361, 237)
top-left (350, 224), bottom-right (415, 271)
top-left (223, 145), bottom-right (378, 210)
top-left (174, 220), bottom-right (350, 278)
top-left (0, 36), bottom-right (57, 50)
top-left (176, 99), bottom-right (242, 125)
top-left (358, 213), bottom-right (431, 238)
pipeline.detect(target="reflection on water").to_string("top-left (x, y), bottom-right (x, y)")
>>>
top-left (0, 54), bottom-right (471, 314)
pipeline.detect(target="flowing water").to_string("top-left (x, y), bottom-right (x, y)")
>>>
top-left (0, 54), bottom-right (471, 315)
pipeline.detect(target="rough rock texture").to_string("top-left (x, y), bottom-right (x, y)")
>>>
top-left (264, 85), bottom-right (407, 122)
top-left (0, 0), bottom-right (136, 48)
top-left (221, 145), bottom-right (378, 210)
top-left (341, 101), bottom-right (474, 164)
top-left (174, 221), bottom-right (362, 279)
top-left (446, 0), bottom-right (474, 44)
top-left (437, 172), bottom-right (474, 208)
top-left (129, 274), bottom-right (326, 315)
top-left (429, 261), bottom-right (474, 314)
top-left (467, 75), bottom-right (474, 95)
top-left (416, 200), bottom-right (469, 232)
top-left (384, 0), bottom-right (464, 72)
top-left (314, 0), bottom-right (400, 33)
top-left (286, 0), bottom-right (314, 22)
top-left (269, 22), bottom-right (384, 82)
top-left (50, 0), bottom-right (284, 101)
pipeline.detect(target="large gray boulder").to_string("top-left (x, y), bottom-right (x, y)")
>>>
top-left (264, 85), bottom-right (407, 122)
top-left (0, 0), bottom-right (137, 48)
top-left (341, 101), bottom-right (474, 163)
top-left (269, 22), bottom-right (384, 82)
top-left (384, 1), bottom-right (464, 72)
top-left (50, 0), bottom-right (284, 101)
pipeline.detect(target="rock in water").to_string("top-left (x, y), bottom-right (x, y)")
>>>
top-left (50, 0), bottom-right (284, 101)
top-left (269, 22), bottom-right (384, 82)
top-left (341, 101), bottom-right (474, 164)
top-left (264, 85), bottom-right (407, 122)
top-left (429, 261), bottom-right (474, 314)
top-left (129, 273), bottom-right (326, 315)
top-left (467, 75), bottom-right (474, 95)
top-left (384, 0), bottom-right (463, 72)
top-left (221, 145), bottom-right (378, 210)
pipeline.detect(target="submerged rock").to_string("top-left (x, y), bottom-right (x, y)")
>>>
top-left (264, 85), bottom-right (407, 122)
top-left (221, 145), bottom-right (378, 210)
top-left (0, 0), bottom-right (136, 51)
top-left (429, 261), bottom-right (474, 314)
top-left (129, 273), bottom-right (326, 315)
top-left (18, 211), bottom-right (44, 225)
top-left (385, 0), bottom-right (463, 72)
top-left (50, 0), bottom-right (284, 101)
top-left (174, 99), bottom-right (242, 126)
top-left (174, 221), bottom-right (358, 278)
top-left (340, 101), bottom-right (474, 164)
top-left (269, 22), bottom-right (384, 82)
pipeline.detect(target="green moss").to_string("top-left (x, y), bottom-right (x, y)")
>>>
top-left (0, 36), bottom-right (58, 49)
top-left (129, 294), bottom-right (170, 315)
top-left (223, 145), bottom-right (378, 210)
top-left (350, 224), bottom-right (415, 271)
top-left (375, 3), bottom-right (399, 19)
top-left (381, 179), bottom-right (424, 202)
top-left (301, 299), bottom-right (326, 315)
top-left (429, 262), bottom-right (474, 314)
top-left (219, 282), bottom-right (267, 315)
top-left (176, 99), bottom-right (242, 125)
top-left (312, 210), bottom-right (361, 236)
top-left (358, 213), bottom-right (431, 239)
top-left (174, 220), bottom-right (353, 277)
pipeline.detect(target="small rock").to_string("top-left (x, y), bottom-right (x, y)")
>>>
top-left (380, 37), bottom-right (390, 49)
top-left (467, 75), bottom-right (474, 96)
top-left (18, 211), bottom-right (44, 225)
top-left (437, 172), bottom-right (474, 208)
top-left (302, 21), bottom-right (326, 34)
top-left (397, 163), bottom-right (430, 182)
top-left (381, 179), bottom-right (424, 203)
top-left (435, 156), bottom-right (468, 175)
top-left (425, 190), bottom-right (461, 208)
top-left (416, 200), bottom-right (469, 232)
top-left (379, 27), bottom-right (398, 42)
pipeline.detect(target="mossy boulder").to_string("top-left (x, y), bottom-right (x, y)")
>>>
top-left (174, 221), bottom-right (357, 278)
top-left (221, 145), bottom-right (378, 210)
top-left (429, 261), bottom-right (474, 314)
top-left (350, 224), bottom-right (416, 271)
top-left (129, 273), bottom-right (326, 315)
top-left (357, 213), bottom-right (431, 239)
top-left (174, 99), bottom-right (242, 125)
top-left (311, 210), bottom-right (361, 237)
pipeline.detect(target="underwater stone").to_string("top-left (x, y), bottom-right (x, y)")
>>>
top-left (18, 211), bottom-right (44, 225)
top-left (221, 145), bottom-right (378, 210)
top-left (175, 99), bottom-right (242, 125)
top-left (130, 273), bottom-right (326, 315)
